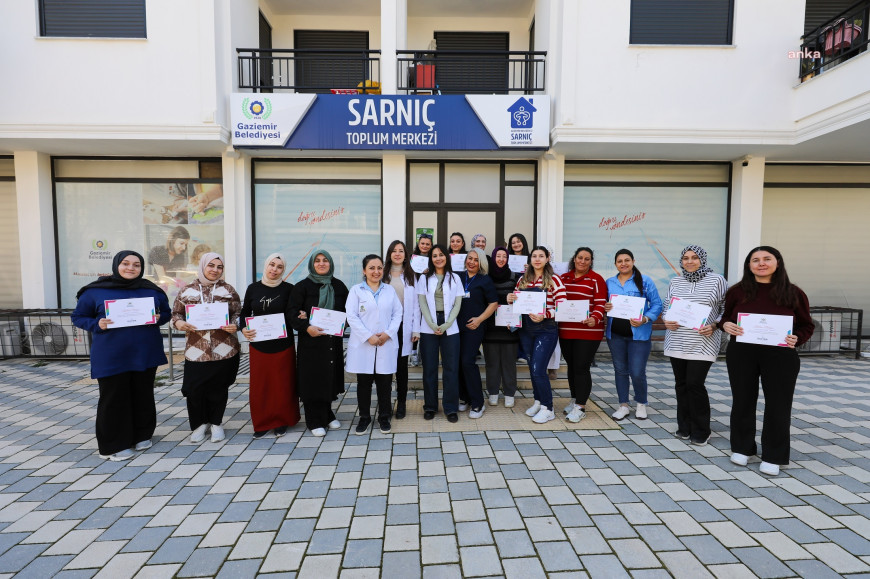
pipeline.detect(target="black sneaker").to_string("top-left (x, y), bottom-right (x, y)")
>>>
top-left (253, 430), bottom-right (269, 439)
top-left (355, 416), bottom-right (372, 435)
top-left (674, 430), bottom-right (690, 440)
top-left (447, 413), bottom-right (459, 423)
top-left (423, 410), bottom-right (435, 420)
top-left (274, 426), bottom-right (287, 438)
top-left (378, 418), bottom-right (391, 434)
top-left (690, 434), bottom-right (711, 446)
top-left (395, 399), bottom-right (406, 419)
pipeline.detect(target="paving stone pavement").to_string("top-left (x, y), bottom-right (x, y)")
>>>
top-left (0, 354), bottom-right (868, 578)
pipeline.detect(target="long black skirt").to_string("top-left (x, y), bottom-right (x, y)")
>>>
top-left (182, 355), bottom-right (240, 430)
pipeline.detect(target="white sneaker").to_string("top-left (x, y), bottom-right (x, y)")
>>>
top-left (458, 402), bottom-right (468, 412)
top-left (532, 407), bottom-right (556, 424)
top-left (469, 407), bottom-right (485, 419)
top-left (327, 420), bottom-right (341, 429)
top-left (134, 439), bottom-right (152, 451)
top-left (611, 406), bottom-right (631, 420)
top-left (504, 396), bottom-right (515, 408)
top-left (566, 406), bottom-right (586, 423)
top-left (563, 398), bottom-right (576, 414)
top-left (210, 424), bottom-right (225, 443)
top-left (525, 400), bottom-right (541, 417)
top-left (635, 404), bottom-right (648, 420)
top-left (100, 448), bottom-right (134, 461)
top-left (488, 394), bottom-right (499, 406)
top-left (730, 452), bottom-right (749, 466)
top-left (311, 427), bottom-right (327, 437)
top-left (759, 461), bottom-right (780, 476)
top-left (191, 424), bottom-right (209, 443)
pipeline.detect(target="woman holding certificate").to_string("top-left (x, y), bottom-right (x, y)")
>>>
top-left (72, 250), bottom-right (171, 461)
top-left (557, 247), bottom-right (607, 423)
top-left (603, 249), bottom-right (662, 421)
top-left (384, 240), bottom-right (420, 419)
top-left (720, 246), bottom-right (814, 476)
top-left (662, 246), bottom-right (728, 445)
top-left (347, 255), bottom-right (403, 435)
top-left (289, 251), bottom-right (349, 437)
top-left (506, 246), bottom-right (566, 424)
top-left (240, 253), bottom-right (300, 439)
top-left (483, 247), bottom-right (521, 407)
top-left (417, 244), bottom-right (464, 422)
top-left (171, 252), bottom-right (242, 444)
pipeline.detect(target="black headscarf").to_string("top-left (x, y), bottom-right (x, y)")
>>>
top-left (489, 247), bottom-right (513, 283)
top-left (76, 250), bottom-right (165, 299)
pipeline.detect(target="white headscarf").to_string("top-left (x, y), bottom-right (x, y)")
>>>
top-left (197, 252), bottom-right (224, 286)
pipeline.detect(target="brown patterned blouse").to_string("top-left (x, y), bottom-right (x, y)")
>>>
top-left (171, 280), bottom-right (242, 362)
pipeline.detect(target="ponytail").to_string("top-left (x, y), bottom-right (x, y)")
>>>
top-left (615, 248), bottom-right (644, 297)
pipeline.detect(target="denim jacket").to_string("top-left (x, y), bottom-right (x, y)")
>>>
top-left (605, 274), bottom-right (663, 341)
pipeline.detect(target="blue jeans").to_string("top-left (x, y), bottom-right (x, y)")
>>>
top-left (518, 318), bottom-right (559, 410)
top-left (607, 334), bottom-right (651, 405)
top-left (419, 320), bottom-right (460, 415)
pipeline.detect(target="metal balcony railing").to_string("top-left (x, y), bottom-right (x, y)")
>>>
top-left (237, 48), bottom-right (381, 93)
top-left (397, 50), bottom-right (547, 95)
top-left (799, 0), bottom-right (870, 81)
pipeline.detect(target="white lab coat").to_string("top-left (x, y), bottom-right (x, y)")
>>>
top-left (345, 283), bottom-right (403, 375)
top-left (416, 272), bottom-right (464, 336)
top-left (397, 273), bottom-right (422, 357)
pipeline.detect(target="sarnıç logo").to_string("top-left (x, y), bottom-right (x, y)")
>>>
top-left (242, 98), bottom-right (272, 120)
top-left (507, 97), bottom-right (537, 144)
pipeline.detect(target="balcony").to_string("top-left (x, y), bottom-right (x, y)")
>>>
top-left (397, 50), bottom-right (547, 95)
top-left (237, 48), bottom-right (381, 93)
top-left (799, 0), bottom-right (869, 81)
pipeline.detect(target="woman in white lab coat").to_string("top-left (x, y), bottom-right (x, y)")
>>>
top-left (346, 254), bottom-right (404, 435)
top-left (383, 240), bottom-right (421, 419)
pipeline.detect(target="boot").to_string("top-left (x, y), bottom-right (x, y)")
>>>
top-left (395, 397), bottom-right (406, 419)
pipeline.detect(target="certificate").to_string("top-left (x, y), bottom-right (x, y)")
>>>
top-left (512, 291), bottom-right (547, 316)
top-left (736, 313), bottom-right (793, 347)
top-left (551, 261), bottom-right (570, 276)
top-left (451, 253), bottom-right (467, 272)
top-left (185, 302), bottom-right (229, 330)
top-left (245, 313), bottom-right (287, 342)
top-left (555, 300), bottom-right (590, 322)
top-left (508, 255), bottom-right (527, 273)
top-left (494, 305), bottom-right (521, 328)
top-left (410, 255), bottom-right (428, 274)
top-left (664, 297), bottom-right (712, 330)
top-left (104, 297), bottom-right (157, 329)
top-left (309, 307), bottom-right (347, 337)
top-left (607, 294), bottom-right (646, 321)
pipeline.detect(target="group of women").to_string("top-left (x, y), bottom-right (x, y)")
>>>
top-left (73, 234), bottom-right (813, 476)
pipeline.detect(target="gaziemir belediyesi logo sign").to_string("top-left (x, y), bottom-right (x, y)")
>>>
top-left (230, 94), bottom-right (550, 150)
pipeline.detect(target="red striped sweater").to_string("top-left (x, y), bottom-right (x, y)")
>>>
top-left (515, 274), bottom-right (566, 319)
top-left (557, 270), bottom-right (608, 341)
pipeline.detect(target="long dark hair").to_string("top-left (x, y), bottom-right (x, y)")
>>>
top-left (508, 233), bottom-right (530, 256)
top-left (615, 249), bottom-right (644, 297)
top-left (518, 246), bottom-right (555, 290)
top-left (383, 240), bottom-right (415, 288)
top-left (449, 232), bottom-right (467, 254)
top-left (568, 247), bottom-right (595, 274)
top-left (732, 245), bottom-right (799, 307)
top-left (425, 244), bottom-right (454, 288)
top-left (413, 233), bottom-right (432, 256)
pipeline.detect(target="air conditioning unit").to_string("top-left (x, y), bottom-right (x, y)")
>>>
top-left (23, 316), bottom-right (90, 357)
top-left (804, 312), bottom-right (842, 352)
top-left (0, 321), bottom-right (22, 358)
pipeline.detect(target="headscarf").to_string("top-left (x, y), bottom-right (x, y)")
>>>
top-left (260, 253), bottom-right (286, 288)
top-left (76, 250), bottom-right (164, 299)
top-left (468, 247), bottom-right (489, 275)
top-left (680, 244), bottom-right (714, 283)
top-left (307, 250), bottom-right (335, 310)
top-left (471, 233), bottom-right (486, 249)
top-left (489, 247), bottom-right (512, 283)
top-left (198, 252), bottom-right (224, 286)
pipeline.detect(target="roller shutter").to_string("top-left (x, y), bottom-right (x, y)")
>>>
top-left (432, 32), bottom-right (509, 94)
top-left (39, 0), bottom-right (146, 38)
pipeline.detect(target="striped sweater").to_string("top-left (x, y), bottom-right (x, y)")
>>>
top-left (515, 274), bottom-right (567, 319)
top-left (557, 270), bottom-right (608, 340)
top-left (663, 273), bottom-right (728, 362)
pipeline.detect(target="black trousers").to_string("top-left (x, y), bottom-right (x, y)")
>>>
top-left (726, 341), bottom-right (800, 465)
top-left (358, 373), bottom-right (393, 420)
top-left (96, 367), bottom-right (157, 455)
top-left (303, 402), bottom-right (336, 431)
top-left (559, 338), bottom-right (601, 406)
top-left (670, 358), bottom-right (713, 439)
top-left (395, 323), bottom-right (408, 401)
top-left (458, 327), bottom-right (486, 410)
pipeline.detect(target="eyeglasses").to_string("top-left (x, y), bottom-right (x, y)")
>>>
top-left (419, 234), bottom-right (432, 240)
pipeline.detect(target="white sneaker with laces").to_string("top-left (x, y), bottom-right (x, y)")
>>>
top-left (488, 394), bottom-right (499, 406)
top-left (311, 427), bottom-right (327, 437)
top-left (730, 452), bottom-right (749, 466)
top-left (759, 461), bottom-right (780, 476)
top-left (504, 396), bottom-right (515, 408)
top-left (566, 406), bottom-right (586, 423)
top-left (611, 406), bottom-right (631, 420)
top-left (469, 407), bottom-right (485, 419)
top-left (327, 420), bottom-right (341, 429)
top-left (525, 400), bottom-right (541, 417)
top-left (210, 424), bottom-right (225, 443)
top-left (100, 448), bottom-right (134, 461)
top-left (532, 407), bottom-right (556, 424)
top-left (563, 398), bottom-right (576, 414)
top-left (458, 402), bottom-right (468, 412)
top-left (134, 439), bottom-right (152, 451)
top-left (635, 403), bottom-right (648, 420)
top-left (190, 424), bottom-right (209, 443)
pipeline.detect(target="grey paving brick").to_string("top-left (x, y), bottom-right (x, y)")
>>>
top-left (98, 515), bottom-right (149, 541)
top-left (456, 521), bottom-right (493, 546)
top-left (325, 488), bottom-right (358, 508)
top-left (459, 545), bottom-right (502, 577)
top-left (537, 541), bottom-right (582, 572)
top-left (191, 494), bottom-right (233, 514)
top-left (591, 514), bottom-right (638, 539)
top-left (785, 559), bottom-right (844, 579)
top-left (493, 530), bottom-right (536, 558)
top-left (296, 481), bottom-right (330, 499)
top-left (355, 496), bottom-right (387, 516)
top-left (423, 563), bottom-right (463, 579)
top-left (386, 503), bottom-right (420, 525)
top-left (15, 554), bottom-right (73, 577)
top-left (580, 554), bottom-right (630, 578)
top-left (244, 509), bottom-right (285, 533)
top-left (677, 500), bottom-right (728, 523)
top-left (306, 528), bottom-right (348, 555)
top-left (343, 538), bottom-right (383, 568)
top-left (680, 535), bottom-right (739, 565)
top-left (121, 526), bottom-right (175, 554)
top-left (448, 482), bottom-right (481, 500)
top-left (635, 524), bottom-right (684, 551)
top-left (724, 508), bottom-right (776, 533)
top-left (177, 546), bottom-right (231, 578)
top-left (0, 544), bottom-right (49, 573)
top-left (769, 517), bottom-right (827, 543)
top-left (421, 512), bottom-right (455, 535)
top-left (514, 497), bottom-right (553, 517)
top-left (147, 536), bottom-right (201, 565)
top-left (382, 550), bottom-right (422, 579)
top-left (216, 501), bottom-right (257, 523)
top-left (732, 546), bottom-right (796, 578)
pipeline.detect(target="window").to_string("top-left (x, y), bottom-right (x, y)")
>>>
top-left (433, 32), bottom-right (510, 94)
top-left (629, 0), bottom-right (733, 45)
top-left (39, 0), bottom-right (146, 38)
top-left (293, 30), bottom-right (370, 93)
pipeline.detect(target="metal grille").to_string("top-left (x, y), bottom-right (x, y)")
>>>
top-left (0, 309), bottom-right (91, 359)
top-left (799, 306), bottom-right (864, 359)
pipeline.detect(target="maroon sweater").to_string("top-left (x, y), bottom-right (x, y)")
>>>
top-left (719, 283), bottom-right (814, 346)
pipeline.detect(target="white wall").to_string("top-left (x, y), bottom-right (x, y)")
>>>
top-left (269, 14), bottom-right (382, 48)
top-left (407, 16), bottom-right (531, 52)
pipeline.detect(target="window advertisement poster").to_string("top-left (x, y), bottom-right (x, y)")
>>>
top-left (562, 186), bottom-right (728, 293)
top-left (254, 183), bottom-right (382, 286)
top-left (56, 182), bottom-right (224, 307)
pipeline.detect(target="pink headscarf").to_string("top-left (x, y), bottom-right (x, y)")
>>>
top-left (197, 252), bottom-right (224, 286)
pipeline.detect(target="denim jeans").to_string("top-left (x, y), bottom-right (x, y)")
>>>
top-left (518, 317), bottom-right (559, 410)
top-left (607, 333), bottom-right (651, 405)
top-left (419, 312), bottom-right (460, 415)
